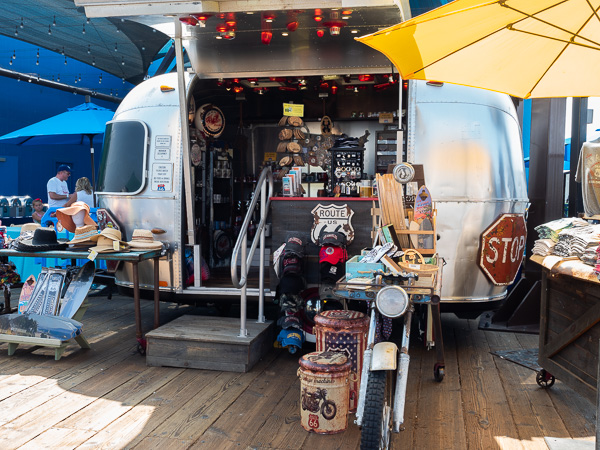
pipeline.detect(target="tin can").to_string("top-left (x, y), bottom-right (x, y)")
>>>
top-left (315, 310), bottom-right (369, 412)
top-left (298, 351), bottom-right (351, 434)
top-left (0, 226), bottom-right (6, 249)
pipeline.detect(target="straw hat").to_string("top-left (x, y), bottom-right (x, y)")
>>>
top-left (89, 227), bottom-right (123, 243)
top-left (69, 225), bottom-right (99, 245)
top-left (127, 229), bottom-right (163, 250)
top-left (89, 235), bottom-right (130, 253)
top-left (20, 223), bottom-right (40, 235)
top-left (56, 202), bottom-right (96, 233)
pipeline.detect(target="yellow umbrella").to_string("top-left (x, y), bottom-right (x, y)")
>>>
top-left (357, 0), bottom-right (600, 99)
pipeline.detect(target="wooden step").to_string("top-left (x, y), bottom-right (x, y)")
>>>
top-left (145, 315), bottom-right (275, 373)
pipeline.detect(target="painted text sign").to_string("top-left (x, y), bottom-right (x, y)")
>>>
top-left (479, 213), bottom-right (527, 285)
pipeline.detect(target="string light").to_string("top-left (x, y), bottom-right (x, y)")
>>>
top-left (15, 26), bottom-right (18, 36)
top-left (78, 74), bottom-right (82, 82)
top-left (9, 59), bottom-right (12, 66)
top-left (53, 16), bottom-right (56, 26)
top-left (82, 24), bottom-right (86, 34)
top-left (114, 43), bottom-right (118, 52)
top-left (99, 73), bottom-right (102, 84)
top-left (141, 45), bottom-right (145, 51)
top-left (87, 45), bottom-right (90, 54)
top-left (48, 25), bottom-right (52, 35)
top-left (12, 50), bottom-right (16, 60)
top-left (64, 55), bottom-right (67, 65)
top-left (92, 57), bottom-right (96, 66)
top-left (20, 17), bottom-right (24, 29)
top-left (57, 74), bottom-right (60, 82)
top-left (87, 18), bottom-right (90, 24)
top-left (61, 47), bottom-right (65, 56)
top-left (122, 77), bottom-right (125, 84)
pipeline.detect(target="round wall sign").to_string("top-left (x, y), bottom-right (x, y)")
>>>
top-left (195, 104), bottom-right (225, 138)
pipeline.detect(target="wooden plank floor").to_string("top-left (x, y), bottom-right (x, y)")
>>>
top-left (0, 293), bottom-right (595, 449)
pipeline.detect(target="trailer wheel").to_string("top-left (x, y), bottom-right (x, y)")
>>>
top-left (360, 370), bottom-right (394, 450)
top-left (434, 363), bottom-right (445, 382)
top-left (536, 369), bottom-right (555, 388)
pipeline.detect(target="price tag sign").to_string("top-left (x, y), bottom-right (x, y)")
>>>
top-left (283, 103), bottom-right (304, 117)
top-left (113, 240), bottom-right (120, 251)
top-left (88, 250), bottom-right (98, 261)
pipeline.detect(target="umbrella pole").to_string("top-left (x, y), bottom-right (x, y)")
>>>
top-left (87, 134), bottom-right (96, 207)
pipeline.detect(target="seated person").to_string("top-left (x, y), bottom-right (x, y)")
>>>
top-left (31, 198), bottom-right (45, 224)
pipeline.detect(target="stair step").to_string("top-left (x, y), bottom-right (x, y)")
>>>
top-left (146, 315), bottom-right (275, 372)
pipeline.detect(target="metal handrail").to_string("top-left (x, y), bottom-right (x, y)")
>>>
top-left (230, 166), bottom-right (274, 336)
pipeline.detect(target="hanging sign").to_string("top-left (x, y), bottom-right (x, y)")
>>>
top-left (310, 203), bottom-right (355, 244)
top-left (151, 163), bottom-right (173, 192)
top-left (283, 103), bottom-right (304, 117)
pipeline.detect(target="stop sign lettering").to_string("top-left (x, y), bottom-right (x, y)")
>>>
top-left (479, 214), bottom-right (527, 285)
top-left (485, 236), bottom-right (526, 265)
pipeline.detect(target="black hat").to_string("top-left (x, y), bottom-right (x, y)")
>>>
top-left (318, 230), bottom-right (347, 247)
top-left (16, 227), bottom-right (68, 252)
top-left (284, 235), bottom-right (305, 257)
top-left (278, 274), bottom-right (305, 295)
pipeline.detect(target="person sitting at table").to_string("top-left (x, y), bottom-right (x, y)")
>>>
top-left (31, 198), bottom-right (44, 224)
top-left (64, 177), bottom-right (94, 208)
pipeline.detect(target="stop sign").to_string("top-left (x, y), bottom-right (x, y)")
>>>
top-left (479, 213), bottom-right (527, 286)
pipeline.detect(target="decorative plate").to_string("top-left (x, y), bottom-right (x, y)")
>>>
top-left (195, 104), bottom-right (225, 138)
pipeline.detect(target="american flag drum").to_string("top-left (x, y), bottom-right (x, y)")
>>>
top-left (314, 310), bottom-right (369, 412)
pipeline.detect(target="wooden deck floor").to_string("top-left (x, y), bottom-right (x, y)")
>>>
top-left (0, 293), bottom-right (595, 449)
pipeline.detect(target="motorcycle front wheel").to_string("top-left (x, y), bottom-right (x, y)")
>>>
top-left (360, 370), bottom-right (394, 450)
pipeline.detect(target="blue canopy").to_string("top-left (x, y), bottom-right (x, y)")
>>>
top-left (0, 101), bottom-right (115, 201)
top-left (0, 101), bottom-right (114, 145)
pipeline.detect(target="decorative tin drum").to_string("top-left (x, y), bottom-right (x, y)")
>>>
top-left (315, 310), bottom-right (369, 412)
top-left (298, 351), bottom-right (351, 434)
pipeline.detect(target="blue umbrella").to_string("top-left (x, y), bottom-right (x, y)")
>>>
top-left (0, 100), bottom-right (115, 196)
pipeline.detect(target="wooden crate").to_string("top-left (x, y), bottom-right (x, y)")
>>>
top-left (539, 268), bottom-right (600, 402)
top-left (146, 315), bottom-right (275, 373)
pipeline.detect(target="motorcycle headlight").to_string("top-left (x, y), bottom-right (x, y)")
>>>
top-left (376, 285), bottom-right (409, 318)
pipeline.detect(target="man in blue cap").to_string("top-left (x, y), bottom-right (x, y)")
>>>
top-left (47, 164), bottom-right (71, 208)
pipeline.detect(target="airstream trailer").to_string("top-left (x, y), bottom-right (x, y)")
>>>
top-left (80, 2), bottom-right (527, 314)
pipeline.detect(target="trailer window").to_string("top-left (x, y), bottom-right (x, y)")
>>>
top-left (97, 120), bottom-right (148, 195)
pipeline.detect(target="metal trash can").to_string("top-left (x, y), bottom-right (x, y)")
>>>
top-left (298, 351), bottom-right (351, 434)
top-left (315, 310), bottom-right (369, 412)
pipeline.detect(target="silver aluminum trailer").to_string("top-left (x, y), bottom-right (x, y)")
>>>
top-left (79, 0), bottom-right (528, 307)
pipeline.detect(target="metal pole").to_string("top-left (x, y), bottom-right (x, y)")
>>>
top-left (258, 180), bottom-right (266, 323)
top-left (239, 232), bottom-right (248, 337)
top-left (173, 18), bottom-right (195, 246)
top-left (87, 134), bottom-right (96, 207)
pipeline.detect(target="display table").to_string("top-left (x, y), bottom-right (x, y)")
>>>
top-left (531, 254), bottom-right (600, 402)
top-left (0, 248), bottom-right (163, 353)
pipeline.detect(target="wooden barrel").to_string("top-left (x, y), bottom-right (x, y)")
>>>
top-left (298, 351), bottom-right (351, 434)
top-left (315, 310), bottom-right (369, 412)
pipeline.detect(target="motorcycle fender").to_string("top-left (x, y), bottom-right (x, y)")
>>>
top-left (370, 342), bottom-right (398, 371)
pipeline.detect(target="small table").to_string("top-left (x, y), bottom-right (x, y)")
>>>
top-left (0, 248), bottom-right (163, 353)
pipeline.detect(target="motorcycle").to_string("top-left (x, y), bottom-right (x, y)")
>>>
top-left (334, 259), bottom-right (445, 449)
top-left (301, 386), bottom-right (337, 420)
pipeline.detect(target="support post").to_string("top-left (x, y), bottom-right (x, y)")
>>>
top-left (174, 18), bottom-right (196, 246)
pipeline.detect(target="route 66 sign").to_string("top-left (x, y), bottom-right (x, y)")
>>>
top-left (311, 203), bottom-right (355, 244)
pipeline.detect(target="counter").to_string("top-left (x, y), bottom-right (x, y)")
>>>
top-left (531, 254), bottom-right (600, 402)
